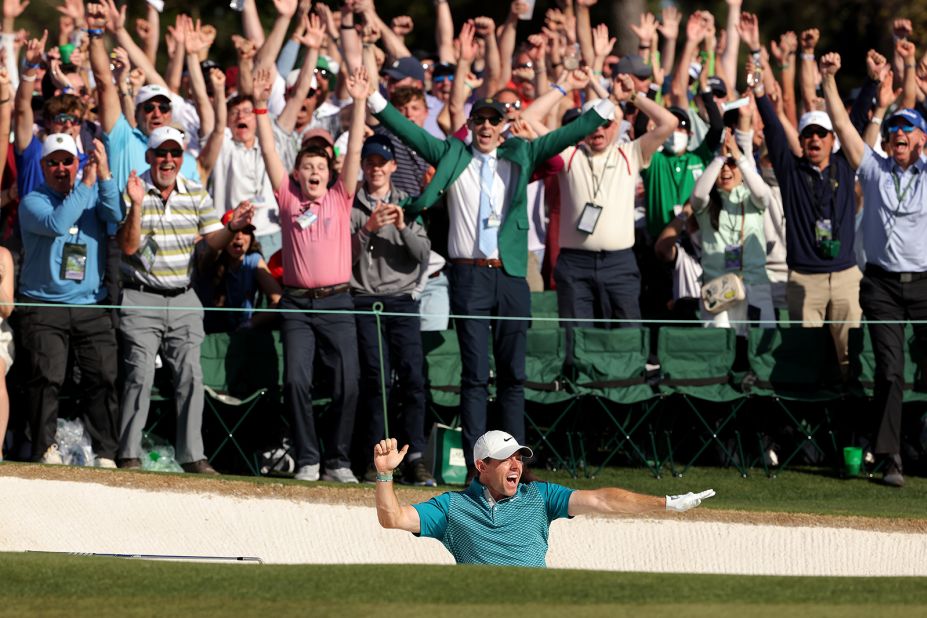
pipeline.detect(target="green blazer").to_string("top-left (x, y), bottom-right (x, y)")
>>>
top-left (374, 103), bottom-right (609, 278)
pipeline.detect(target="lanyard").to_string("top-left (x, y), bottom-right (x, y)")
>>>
top-left (583, 147), bottom-right (615, 205)
top-left (891, 169), bottom-right (918, 209)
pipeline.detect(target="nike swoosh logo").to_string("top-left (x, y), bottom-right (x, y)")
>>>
top-left (503, 437), bottom-right (512, 442)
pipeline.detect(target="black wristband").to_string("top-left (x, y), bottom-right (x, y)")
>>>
top-left (340, 23), bottom-right (355, 30)
top-left (226, 220), bottom-right (235, 232)
top-left (750, 48), bottom-right (761, 54)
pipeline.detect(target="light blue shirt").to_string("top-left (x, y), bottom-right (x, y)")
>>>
top-left (19, 179), bottom-right (123, 304)
top-left (858, 147), bottom-right (927, 272)
top-left (103, 114), bottom-right (200, 193)
top-left (413, 479), bottom-right (574, 567)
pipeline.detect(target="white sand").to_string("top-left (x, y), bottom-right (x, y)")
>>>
top-left (1, 476), bottom-right (923, 575)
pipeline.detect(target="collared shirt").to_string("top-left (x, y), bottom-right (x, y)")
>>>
top-left (446, 148), bottom-right (512, 260)
top-left (558, 140), bottom-right (646, 251)
top-left (19, 179), bottom-right (122, 304)
top-left (276, 176), bottom-right (354, 289)
top-left (209, 130), bottom-right (278, 238)
top-left (413, 479), bottom-right (574, 567)
top-left (858, 147), bottom-right (927, 272)
top-left (120, 172), bottom-right (221, 289)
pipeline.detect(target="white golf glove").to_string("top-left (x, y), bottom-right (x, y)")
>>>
top-left (665, 489), bottom-right (715, 512)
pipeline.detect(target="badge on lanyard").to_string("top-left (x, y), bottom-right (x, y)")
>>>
top-left (724, 244), bottom-right (743, 271)
top-left (815, 218), bottom-right (832, 243)
top-left (61, 242), bottom-right (87, 281)
top-left (296, 210), bottom-right (318, 229)
top-left (577, 203), bottom-right (603, 234)
top-left (138, 233), bottom-right (159, 272)
top-left (250, 195), bottom-right (267, 206)
top-left (485, 212), bottom-right (501, 229)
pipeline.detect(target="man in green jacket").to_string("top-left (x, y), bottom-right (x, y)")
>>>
top-left (367, 69), bottom-right (613, 475)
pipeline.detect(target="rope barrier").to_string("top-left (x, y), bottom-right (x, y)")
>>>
top-left (372, 302), bottom-right (390, 440)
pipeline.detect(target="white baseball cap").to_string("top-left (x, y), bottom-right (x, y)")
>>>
top-left (473, 430), bottom-right (534, 464)
top-left (41, 133), bottom-right (78, 159)
top-left (135, 84), bottom-right (172, 106)
top-left (285, 68), bottom-right (319, 91)
top-left (798, 110), bottom-right (833, 133)
top-left (147, 126), bottom-right (186, 150)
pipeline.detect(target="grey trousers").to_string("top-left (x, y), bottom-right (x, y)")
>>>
top-left (118, 288), bottom-right (206, 463)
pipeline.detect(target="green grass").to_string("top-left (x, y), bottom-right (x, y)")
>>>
top-left (0, 554), bottom-right (924, 617)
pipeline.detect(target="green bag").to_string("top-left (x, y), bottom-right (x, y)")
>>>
top-left (424, 423), bottom-right (467, 485)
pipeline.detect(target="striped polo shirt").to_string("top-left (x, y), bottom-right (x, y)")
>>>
top-left (121, 171), bottom-right (222, 289)
top-left (413, 479), bottom-right (574, 567)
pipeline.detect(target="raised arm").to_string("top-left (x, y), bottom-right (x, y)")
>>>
top-left (163, 14), bottom-right (187, 94)
top-left (14, 30), bottom-right (44, 153)
top-left (820, 52), bottom-right (865, 170)
top-left (103, 0), bottom-right (168, 90)
top-left (670, 13), bottom-right (707, 108)
top-left (277, 13), bottom-right (324, 133)
top-left (616, 73), bottom-right (679, 162)
top-left (373, 439), bottom-right (421, 532)
top-left (629, 11), bottom-right (657, 69)
top-left (117, 171), bottom-right (144, 254)
top-left (897, 38), bottom-right (918, 110)
top-left (138, 4), bottom-right (159, 65)
top-left (718, 0), bottom-right (741, 86)
top-left (434, 0), bottom-right (455, 64)
top-left (691, 155), bottom-right (723, 212)
top-left (449, 21), bottom-right (478, 132)
top-left (473, 17), bottom-right (500, 98)
top-left (340, 66), bottom-right (369, 197)
top-left (0, 68), bottom-right (11, 189)
top-left (358, 0), bottom-right (410, 60)
top-left (865, 66), bottom-right (897, 148)
top-left (198, 68), bottom-right (226, 181)
top-left (574, 0), bottom-right (596, 68)
top-left (798, 28), bottom-right (820, 114)
top-left (497, 1), bottom-right (524, 87)
top-left (770, 31), bottom-right (798, 127)
top-left (185, 19), bottom-right (214, 138)
top-left (253, 68), bottom-right (287, 192)
top-left (86, 3), bottom-right (120, 134)
top-left (240, 0), bottom-right (266, 49)
top-left (657, 6), bottom-right (681, 85)
top-left (255, 0), bottom-right (297, 70)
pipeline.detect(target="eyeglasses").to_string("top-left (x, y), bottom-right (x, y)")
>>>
top-left (800, 127), bottom-right (830, 139)
top-left (230, 107), bottom-right (255, 117)
top-left (142, 102), bottom-right (171, 114)
top-left (471, 115), bottom-right (504, 127)
top-left (421, 62), bottom-right (433, 71)
top-left (45, 157), bottom-right (75, 167)
top-left (314, 68), bottom-right (330, 79)
top-left (433, 75), bottom-right (454, 83)
top-left (53, 113), bottom-right (79, 125)
top-left (153, 147), bottom-right (184, 158)
top-left (888, 123), bottom-right (916, 134)
top-left (502, 100), bottom-right (522, 111)
top-left (514, 61), bottom-right (534, 70)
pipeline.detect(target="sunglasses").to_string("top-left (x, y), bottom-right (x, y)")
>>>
top-left (800, 127), bottom-right (830, 139)
top-left (314, 68), bottom-right (330, 78)
top-left (153, 147), bottom-right (184, 158)
top-left (888, 123), bottom-right (916, 134)
top-left (142, 102), bottom-right (171, 114)
top-left (471, 115), bottom-right (504, 126)
top-left (433, 74), bottom-right (454, 83)
top-left (53, 113), bottom-right (79, 125)
top-left (514, 61), bottom-right (534, 70)
top-left (45, 157), bottom-right (75, 168)
top-left (502, 100), bottom-right (522, 111)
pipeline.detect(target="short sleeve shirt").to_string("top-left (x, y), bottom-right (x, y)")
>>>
top-left (413, 480), bottom-right (574, 568)
top-left (276, 177), bottom-right (354, 288)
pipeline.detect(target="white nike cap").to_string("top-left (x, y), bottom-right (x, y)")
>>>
top-left (473, 430), bottom-right (534, 464)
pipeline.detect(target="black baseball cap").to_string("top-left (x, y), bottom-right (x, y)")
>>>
top-left (470, 98), bottom-right (507, 119)
top-left (668, 106), bottom-right (691, 131)
top-left (613, 54), bottom-right (652, 79)
top-left (361, 134), bottom-right (395, 161)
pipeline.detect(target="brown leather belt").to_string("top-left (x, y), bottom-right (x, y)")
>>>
top-left (285, 283), bottom-right (350, 299)
top-left (451, 258), bottom-right (504, 269)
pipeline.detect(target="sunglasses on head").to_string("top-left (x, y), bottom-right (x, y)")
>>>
top-left (800, 126), bottom-right (830, 139)
top-left (53, 113), bottom-right (79, 125)
top-left (472, 114), bottom-right (504, 126)
top-left (45, 156), bottom-right (75, 168)
top-left (888, 123), bottom-right (916, 134)
top-left (142, 101), bottom-right (171, 114)
top-left (153, 147), bottom-right (184, 158)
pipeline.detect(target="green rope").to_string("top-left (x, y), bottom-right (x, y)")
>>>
top-left (372, 301), bottom-right (390, 440)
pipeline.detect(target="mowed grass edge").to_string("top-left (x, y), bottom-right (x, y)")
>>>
top-left (0, 554), bottom-right (925, 617)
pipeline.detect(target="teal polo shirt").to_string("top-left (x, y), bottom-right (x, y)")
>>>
top-left (413, 479), bottom-right (574, 567)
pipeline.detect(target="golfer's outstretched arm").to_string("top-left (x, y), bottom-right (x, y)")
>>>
top-left (374, 439), bottom-right (422, 533)
top-left (569, 488), bottom-right (714, 516)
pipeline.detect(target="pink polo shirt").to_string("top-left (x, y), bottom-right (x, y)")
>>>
top-left (276, 176), bottom-right (354, 289)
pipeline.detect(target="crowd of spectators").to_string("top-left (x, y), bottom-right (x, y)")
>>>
top-left (0, 0), bottom-right (923, 488)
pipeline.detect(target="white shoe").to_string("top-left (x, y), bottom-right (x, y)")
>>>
top-left (322, 467), bottom-right (359, 483)
top-left (41, 444), bottom-right (63, 465)
top-left (294, 464), bottom-right (320, 481)
top-left (96, 457), bottom-right (117, 469)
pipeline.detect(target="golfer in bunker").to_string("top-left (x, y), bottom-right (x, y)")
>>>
top-left (373, 432), bottom-right (715, 567)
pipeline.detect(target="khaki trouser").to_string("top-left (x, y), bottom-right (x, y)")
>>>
top-left (786, 266), bottom-right (863, 371)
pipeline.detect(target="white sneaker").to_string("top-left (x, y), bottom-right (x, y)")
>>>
top-left (294, 464), bottom-right (320, 481)
top-left (96, 457), bottom-right (117, 469)
top-left (41, 444), bottom-right (63, 465)
top-left (322, 467), bottom-right (359, 483)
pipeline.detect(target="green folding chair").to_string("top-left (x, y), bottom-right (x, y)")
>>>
top-left (570, 327), bottom-right (661, 477)
top-left (422, 330), bottom-right (463, 427)
top-left (530, 290), bottom-right (560, 330)
top-left (523, 327), bottom-right (579, 473)
top-left (657, 327), bottom-right (747, 477)
top-left (201, 330), bottom-right (280, 475)
top-left (745, 326), bottom-right (842, 474)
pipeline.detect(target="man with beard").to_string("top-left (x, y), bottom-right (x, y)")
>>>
top-left (371, 433), bottom-right (714, 567)
top-left (821, 52), bottom-right (927, 487)
top-left (555, 74), bottom-right (679, 328)
top-left (116, 127), bottom-right (254, 473)
top-left (17, 135), bottom-right (122, 466)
